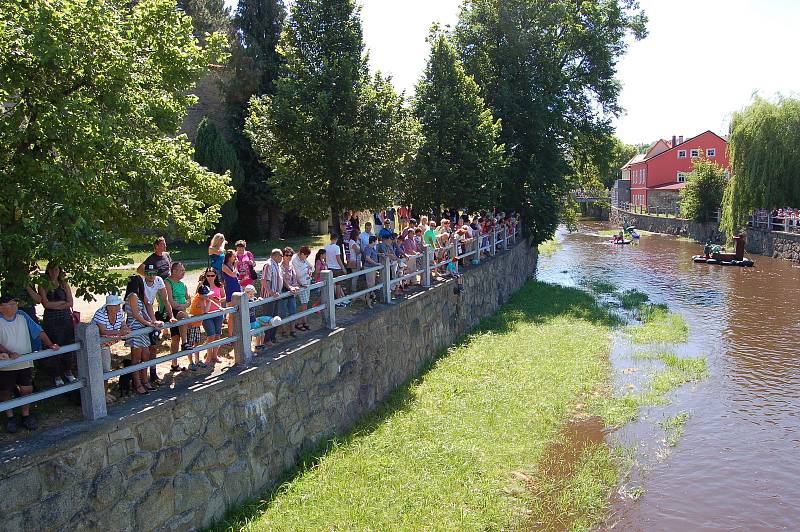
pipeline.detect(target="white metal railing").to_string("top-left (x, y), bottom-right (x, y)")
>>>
top-left (6, 219), bottom-right (523, 424)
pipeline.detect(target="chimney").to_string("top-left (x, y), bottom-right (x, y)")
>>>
top-left (672, 135), bottom-right (677, 147)
top-left (678, 135), bottom-right (684, 144)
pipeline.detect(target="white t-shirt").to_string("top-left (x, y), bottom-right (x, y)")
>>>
top-left (348, 239), bottom-right (360, 262)
top-left (292, 255), bottom-right (313, 287)
top-left (0, 313), bottom-right (33, 371)
top-left (143, 276), bottom-right (165, 305)
top-left (324, 243), bottom-right (343, 270)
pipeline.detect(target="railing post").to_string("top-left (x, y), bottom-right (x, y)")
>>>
top-left (473, 230), bottom-right (482, 263)
top-left (451, 237), bottom-right (458, 263)
top-left (490, 225), bottom-right (497, 257)
top-left (768, 214), bottom-right (773, 232)
top-left (422, 244), bottom-right (432, 288)
top-left (231, 292), bottom-right (252, 365)
top-left (76, 323), bottom-right (107, 421)
top-left (320, 270), bottom-right (336, 329)
top-left (502, 226), bottom-right (509, 251)
top-left (381, 255), bottom-right (393, 304)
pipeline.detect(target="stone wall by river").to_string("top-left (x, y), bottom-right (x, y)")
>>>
top-left (0, 241), bottom-right (537, 531)
top-left (610, 207), bottom-right (724, 243)
top-left (745, 227), bottom-right (800, 262)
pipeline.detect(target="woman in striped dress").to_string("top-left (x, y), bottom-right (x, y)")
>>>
top-left (124, 275), bottom-right (162, 395)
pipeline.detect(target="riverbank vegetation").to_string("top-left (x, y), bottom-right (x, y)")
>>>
top-left (627, 305), bottom-right (689, 344)
top-left (213, 281), bottom-right (623, 531)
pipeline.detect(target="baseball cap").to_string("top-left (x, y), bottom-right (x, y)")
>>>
top-left (0, 294), bottom-right (16, 304)
top-left (244, 285), bottom-right (256, 294)
top-left (144, 264), bottom-right (158, 276)
top-left (197, 285), bottom-right (211, 296)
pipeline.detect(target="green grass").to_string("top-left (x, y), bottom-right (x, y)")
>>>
top-left (212, 282), bottom-right (621, 531)
top-left (617, 289), bottom-right (649, 310)
top-left (626, 304), bottom-right (688, 344)
top-left (598, 352), bottom-right (707, 428)
top-left (538, 238), bottom-right (560, 256)
top-left (661, 412), bottom-right (691, 447)
top-left (583, 279), bottom-right (617, 295)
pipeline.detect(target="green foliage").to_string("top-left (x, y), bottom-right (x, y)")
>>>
top-left (722, 95), bottom-right (800, 237)
top-left (680, 157), bottom-right (727, 223)
top-left (245, 0), bottom-right (420, 224)
top-left (176, 0), bottom-right (231, 40)
top-left (194, 117), bottom-right (243, 235)
top-left (627, 305), bottom-right (688, 344)
top-left (617, 289), bottom-right (649, 310)
top-left (454, 0), bottom-right (647, 244)
top-left (407, 30), bottom-right (508, 213)
top-left (0, 0), bottom-right (231, 298)
top-left (224, 0), bottom-right (287, 239)
top-left (571, 134), bottom-right (637, 191)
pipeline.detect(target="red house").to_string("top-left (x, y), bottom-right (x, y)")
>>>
top-left (622, 131), bottom-right (730, 210)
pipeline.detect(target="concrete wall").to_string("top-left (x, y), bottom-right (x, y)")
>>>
top-left (0, 242), bottom-right (537, 531)
top-left (746, 228), bottom-right (800, 262)
top-left (610, 207), bottom-right (724, 243)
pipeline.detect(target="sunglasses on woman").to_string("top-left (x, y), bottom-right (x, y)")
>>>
top-left (206, 273), bottom-right (216, 277)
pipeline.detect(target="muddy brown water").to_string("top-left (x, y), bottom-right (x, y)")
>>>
top-left (537, 223), bottom-right (800, 531)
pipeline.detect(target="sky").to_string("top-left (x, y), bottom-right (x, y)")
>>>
top-left (225, 0), bottom-right (800, 145)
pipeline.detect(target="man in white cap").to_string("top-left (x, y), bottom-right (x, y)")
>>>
top-left (91, 294), bottom-right (129, 404)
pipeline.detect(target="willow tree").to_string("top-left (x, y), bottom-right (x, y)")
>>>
top-left (0, 0), bottom-right (231, 298)
top-left (245, 0), bottom-right (419, 229)
top-left (721, 96), bottom-right (800, 237)
top-left (407, 31), bottom-right (507, 214)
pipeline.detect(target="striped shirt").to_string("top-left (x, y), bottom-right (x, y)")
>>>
top-left (92, 306), bottom-right (125, 346)
top-left (262, 259), bottom-right (283, 294)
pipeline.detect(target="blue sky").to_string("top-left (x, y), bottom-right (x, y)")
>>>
top-left (223, 0), bottom-right (800, 145)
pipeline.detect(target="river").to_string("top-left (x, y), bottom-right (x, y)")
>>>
top-left (536, 222), bottom-right (800, 531)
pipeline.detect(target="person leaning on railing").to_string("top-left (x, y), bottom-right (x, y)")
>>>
top-left (0, 293), bottom-right (61, 434)
top-left (91, 294), bottom-right (129, 405)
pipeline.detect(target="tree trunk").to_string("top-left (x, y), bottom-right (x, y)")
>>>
top-left (268, 203), bottom-right (283, 240)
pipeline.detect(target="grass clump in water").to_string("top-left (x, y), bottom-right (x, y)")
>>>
top-left (627, 304), bottom-right (688, 344)
top-left (211, 281), bottom-right (620, 531)
top-left (599, 352), bottom-right (707, 427)
top-left (617, 289), bottom-right (649, 310)
top-left (583, 279), bottom-right (617, 295)
top-left (661, 411), bottom-right (692, 447)
top-left (538, 238), bottom-right (560, 256)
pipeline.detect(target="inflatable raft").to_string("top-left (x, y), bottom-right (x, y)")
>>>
top-left (610, 239), bottom-right (632, 245)
top-left (692, 235), bottom-right (754, 267)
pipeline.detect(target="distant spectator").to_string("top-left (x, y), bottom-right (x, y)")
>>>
top-left (359, 222), bottom-right (373, 255)
top-left (221, 250), bottom-right (242, 334)
top-left (163, 262), bottom-right (191, 371)
top-left (260, 249), bottom-right (283, 346)
top-left (91, 294), bottom-right (129, 404)
top-left (313, 249), bottom-right (327, 283)
top-left (347, 229), bottom-right (361, 293)
top-left (143, 263), bottom-right (174, 385)
top-left (137, 236), bottom-right (172, 277)
top-left (0, 293), bottom-right (60, 433)
top-left (199, 267), bottom-right (225, 364)
top-left (123, 275), bottom-right (161, 395)
top-left (291, 246), bottom-right (313, 331)
top-left (234, 240), bottom-right (256, 288)
top-left (186, 286), bottom-right (209, 370)
top-left (324, 233), bottom-right (348, 306)
top-left (38, 263), bottom-right (76, 387)
top-left (363, 236), bottom-right (379, 308)
top-left (278, 247), bottom-right (299, 339)
top-left (207, 233), bottom-right (226, 273)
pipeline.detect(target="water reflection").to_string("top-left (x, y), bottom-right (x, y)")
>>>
top-left (537, 223), bottom-right (800, 530)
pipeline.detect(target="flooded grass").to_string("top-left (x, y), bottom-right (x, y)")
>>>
top-left (538, 238), bottom-right (560, 256)
top-left (617, 289), bottom-right (649, 310)
top-left (627, 305), bottom-right (689, 344)
top-left (661, 412), bottom-right (692, 447)
top-left (584, 279), bottom-right (618, 294)
top-left (211, 282), bottom-right (620, 531)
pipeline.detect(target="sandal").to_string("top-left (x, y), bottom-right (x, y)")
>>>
top-left (135, 386), bottom-right (149, 395)
top-left (143, 383), bottom-right (155, 391)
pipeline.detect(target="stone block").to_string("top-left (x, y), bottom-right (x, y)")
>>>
top-left (135, 478), bottom-right (175, 530)
top-left (174, 472), bottom-right (213, 515)
top-left (109, 426), bottom-right (133, 442)
top-left (1, 467), bottom-right (42, 514)
top-left (39, 459), bottom-right (78, 496)
top-left (137, 422), bottom-right (165, 452)
top-left (125, 470), bottom-right (154, 503)
top-left (107, 440), bottom-right (127, 465)
top-left (91, 465), bottom-right (125, 506)
top-left (37, 482), bottom-right (89, 530)
top-left (152, 446), bottom-right (182, 478)
top-left (61, 438), bottom-right (108, 478)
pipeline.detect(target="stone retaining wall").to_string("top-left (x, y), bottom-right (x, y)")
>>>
top-left (745, 228), bottom-right (800, 262)
top-left (610, 207), bottom-right (724, 243)
top-left (0, 242), bottom-right (537, 531)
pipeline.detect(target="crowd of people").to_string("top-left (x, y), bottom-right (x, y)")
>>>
top-left (753, 208), bottom-right (800, 232)
top-left (0, 208), bottom-right (518, 433)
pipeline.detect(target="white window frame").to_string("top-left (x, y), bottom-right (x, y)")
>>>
top-left (678, 150), bottom-right (687, 159)
top-left (707, 148), bottom-right (716, 157)
top-left (690, 149), bottom-right (700, 158)
top-left (677, 172), bottom-right (686, 183)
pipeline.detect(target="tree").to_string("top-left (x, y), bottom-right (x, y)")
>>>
top-left (194, 117), bottom-right (244, 235)
top-left (223, 0), bottom-right (287, 239)
top-left (245, 0), bottom-right (419, 230)
top-left (454, 0), bottom-right (647, 243)
top-left (407, 30), bottom-right (507, 214)
top-left (680, 158), bottom-right (727, 223)
top-left (721, 95), bottom-right (800, 237)
top-left (0, 0), bottom-right (232, 297)
top-left (177, 0), bottom-right (231, 41)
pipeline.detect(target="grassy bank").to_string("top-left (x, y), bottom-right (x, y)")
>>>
top-left (213, 281), bottom-right (620, 531)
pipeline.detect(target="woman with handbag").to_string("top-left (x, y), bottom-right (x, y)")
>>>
top-left (38, 263), bottom-right (77, 387)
